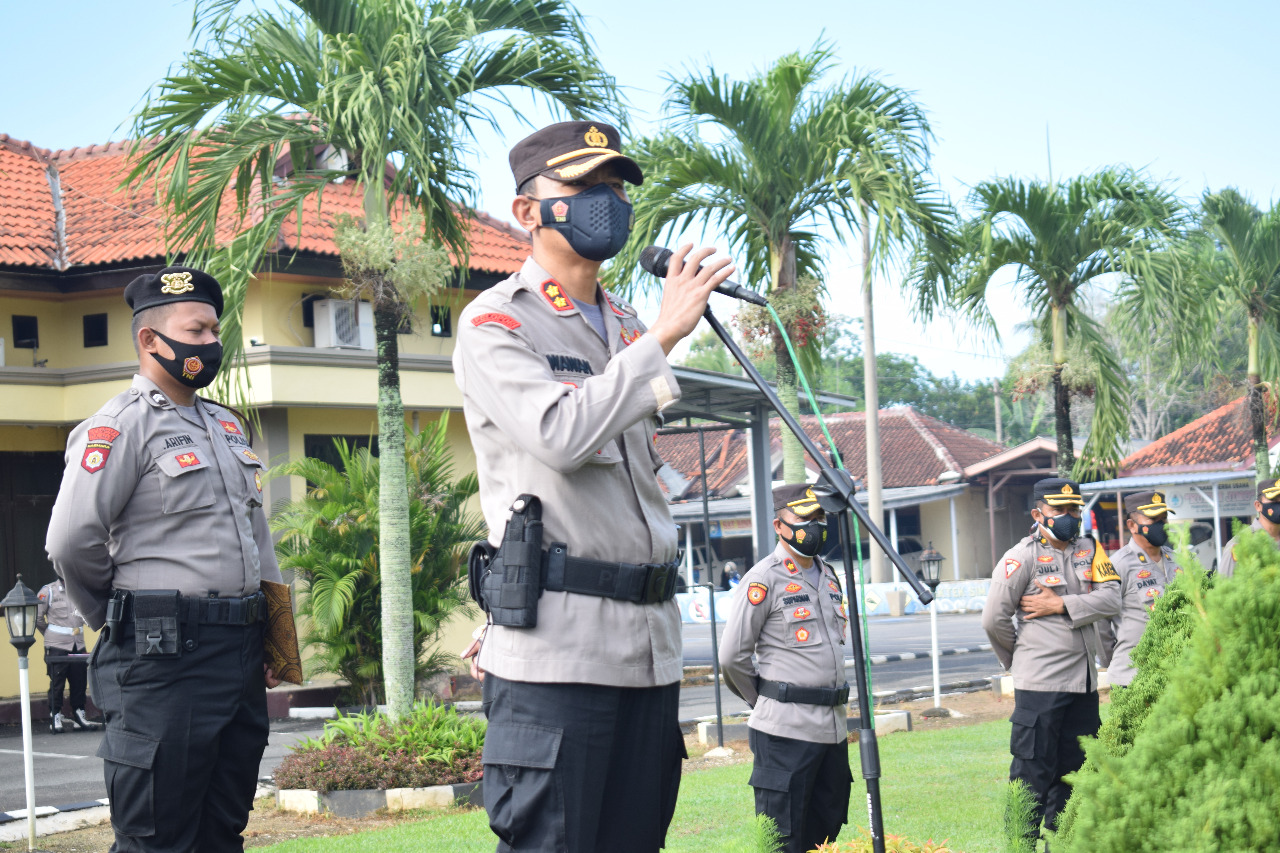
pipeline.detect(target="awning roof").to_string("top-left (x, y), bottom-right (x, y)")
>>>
top-left (668, 483), bottom-right (969, 522)
top-left (1078, 470), bottom-right (1249, 494)
top-left (665, 366), bottom-right (858, 424)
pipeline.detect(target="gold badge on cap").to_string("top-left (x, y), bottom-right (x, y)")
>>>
top-left (1061, 484), bottom-right (1073, 494)
top-left (1153, 492), bottom-right (1163, 504)
top-left (160, 271), bottom-right (195, 295)
top-left (584, 126), bottom-right (609, 147)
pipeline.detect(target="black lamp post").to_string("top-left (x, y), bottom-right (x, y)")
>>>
top-left (2, 576), bottom-right (45, 851)
top-left (917, 545), bottom-right (949, 716)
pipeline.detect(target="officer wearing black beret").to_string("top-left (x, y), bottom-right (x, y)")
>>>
top-left (981, 478), bottom-right (1121, 846)
top-left (454, 122), bottom-right (735, 852)
top-left (719, 484), bottom-right (852, 853)
top-left (47, 265), bottom-right (282, 851)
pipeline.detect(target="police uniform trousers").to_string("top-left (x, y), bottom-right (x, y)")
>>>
top-left (46, 643), bottom-right (88, 716)
top-left (747, 728), bottom-right (851, 853)
top-left (90, 621), bottom-right (270, 853)
top-left (481, 675), bottom-right (685, 853)
top-left (1008, 688), bottom-right (1100, 835)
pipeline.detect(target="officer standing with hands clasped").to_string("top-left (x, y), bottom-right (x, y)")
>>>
top-left (719, 484), bottom-right (852, 853)
top-left (45, 266), bottom-right (282, 852)
top-left (1098, 491), bottom-right (1181, 687)
top-left (36, 576), bottom-right (99, 733)
top-left (453, 121), bottom-right (735, 852)
top-left (1217, 478), bottom-right (1280, 578)
top-left (982, 478), bottom-right (1121, 847)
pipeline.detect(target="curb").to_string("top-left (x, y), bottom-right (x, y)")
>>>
top-left (0, 800), bottom-right (110, 842)
top-left (277, 781), bottom-right (482, 818)
top-left (867, 644), bottom-right (993, 665)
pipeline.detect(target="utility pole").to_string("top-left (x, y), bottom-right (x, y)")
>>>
top-left (993, 379), bottom-right (1003, 444)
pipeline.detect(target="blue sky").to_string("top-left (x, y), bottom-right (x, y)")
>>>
top-left (4, 0), bottom-right (1277, 381)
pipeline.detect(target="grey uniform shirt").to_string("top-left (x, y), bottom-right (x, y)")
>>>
top-left (1217, 519), bottom-right (1279, 579)
top-left (45, 374), bottom-right (282, 629)
top-left (982, 533), bottom-right (1121, 693)
top-left (36, 580), bottom-right (86, 652)
top-left (1099, 541), bottom-right (1178, 687)
top-left (718, 544), bottom-right (850, 744)
top-left (454, 257), bottom-right (683, 687)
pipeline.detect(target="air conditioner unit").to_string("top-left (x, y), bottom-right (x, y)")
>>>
top-left (313, 299), bottom-right (374, 349)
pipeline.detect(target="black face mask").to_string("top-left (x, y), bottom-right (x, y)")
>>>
top-left (538, 183), bottom-right (634, 262)
top-left (1137, 521), bottom-right (1168, 547)
top-left (1041, 512), bottom-right (1081, 543)
top-left (1262, 502), bottom-right (1280, 524)
top-left (149, 329), bottom-right (222, 389)
top-left (781, 518), bottom-right (826, 557)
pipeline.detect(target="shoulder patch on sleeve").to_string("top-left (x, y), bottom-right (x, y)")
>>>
top-left (81, 425), bottom-right (122, 474)
top-left (1004, 558), bottom-right (1021, 579)
top-left (1091, 546), bottom-right (1120, 583)
top-left (747, 582), bottom-right (768, 606)
top-left (471, 312), bottom-right (521, 330)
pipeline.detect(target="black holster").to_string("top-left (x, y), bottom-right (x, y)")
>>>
top-left (474, 494), bottom-right (545, 628)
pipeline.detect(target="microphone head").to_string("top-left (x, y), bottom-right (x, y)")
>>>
top-left (638, 245), bottom-right (672, 278)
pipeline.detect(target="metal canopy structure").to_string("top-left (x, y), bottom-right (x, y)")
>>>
top-left (666, 366), bottom-right (859, 562)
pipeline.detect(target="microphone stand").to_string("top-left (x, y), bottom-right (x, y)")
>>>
top-left (702, 306), bottom-right (934, 853)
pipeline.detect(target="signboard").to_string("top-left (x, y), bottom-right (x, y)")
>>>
top-left (1160, 480), bottom-right (1254, 519)
top-left (709, 518), bottom-right (754, 538)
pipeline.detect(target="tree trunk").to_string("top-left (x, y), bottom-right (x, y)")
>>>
top-left (771, 238), bottom-right (806, 484)
top-left (861, 203), bottom-right (887, 582)
top-left (375, 299), bottom-right (414, 720)
top-left (1247, 315), bottom-right (1271, 483)
top-left (1051, 304), bottom-right (1075, 477)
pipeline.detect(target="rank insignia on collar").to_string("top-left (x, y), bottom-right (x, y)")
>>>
top-left (176, 452), bottom-right (200, 468)
top-left (794, 627), bottom-right (811, 642)
top-left (784, 559), bottom-right (798, 574)
top-left (1037, 555), bottom-right (1055, 563)
top-left (792, 607), bottom-right (811, 619)
top-left (219, 419), bottom-right (242, 435)
top-left (747, 582), bottom-right (768, 606)
top-left (1004, 559), bottom-right (1021, 578)
top-left (540, 280), bottom-right (573, 312)
top-left (149, 390), bottom-right (169, 407)
top-left (784, 582), bottom-right (803, 593)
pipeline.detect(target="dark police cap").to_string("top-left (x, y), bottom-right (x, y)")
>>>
top-left (1123, 490), bottom-right (1173, 518)
top-left (1033, 477), bottom-right (1085, 507)
top-left (773, 483), bottom-right (822, 517)
top-left (1258, 478), bottom-right (1280, 501)
top-left (509, 121), bottom-right (643, 190)
top-left (124, 266), bottom-right (223, 317)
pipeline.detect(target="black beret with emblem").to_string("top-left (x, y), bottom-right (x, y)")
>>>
top-left (1123, 490), bottom-right (1173, 518)
top-left (1258, 478), bottom-right (1280, 501)
top-left (509, 121), bottom-right (644, 190)
top-left (124, 265), bottom-right (223, 317)
top-left (1033, 477), bottom-right (1085, 507)
top-left (773, 483), bottom-right (823, 517)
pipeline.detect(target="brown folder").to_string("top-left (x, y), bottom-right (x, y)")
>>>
top-left (260, 580), bottom-right (303, 685)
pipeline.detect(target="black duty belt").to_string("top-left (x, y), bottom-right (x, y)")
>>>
top-left (542, 544), bottom-right (680, 605)
top-left (757, 678), bottom-right (850, 707)
top-left (110, 590), bottom-right (266, 626)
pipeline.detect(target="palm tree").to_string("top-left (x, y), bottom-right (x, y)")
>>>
top-left (610, 44), bottom-right (951, 581)
top-left (1187, 189), bottom-right (1280, 481)
top-left (908, 169), bottom-right (1184, 478)
top-left (129, 0), bottom-right (616, 719)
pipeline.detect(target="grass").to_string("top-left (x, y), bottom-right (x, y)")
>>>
top-left (259, 719), bottom-right (1014, 853)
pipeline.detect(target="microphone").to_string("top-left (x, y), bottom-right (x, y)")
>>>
top-left (638, 246), bottom-right (768, 306)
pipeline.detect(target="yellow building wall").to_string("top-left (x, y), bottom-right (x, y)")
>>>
top-left (0, 292), bottom-right (134, 370)
top-left (0, 631), bottom-right (102, 699)
top-left (919, 491), bottom-right (1001, 581)
top-left (0, 425), bottom-right (70, 452)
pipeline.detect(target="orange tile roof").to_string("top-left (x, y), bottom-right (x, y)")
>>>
top-left (0, 133), bottom-right (529, 276)
top-left (1120, 394), bottom-right (1278, 475)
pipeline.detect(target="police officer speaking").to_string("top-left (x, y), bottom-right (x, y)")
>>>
top-left (982, 478), bottom-right (1121, 846)
top-left (453, 121), bottom-right (734, 852)
top-left (46, 266), bottom-right (283, 852)
top-left (1217, 478), bottom-right (1280, 578)
top-left (719, 484), bottom-right (852, 853)
top-left (36, 577), bottom-right (98, 733)
top-left (1099, 491), bottom-right (1181, 687)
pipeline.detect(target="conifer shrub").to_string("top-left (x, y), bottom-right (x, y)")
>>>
top-left (1056, 528), bottom-right (1280, 852)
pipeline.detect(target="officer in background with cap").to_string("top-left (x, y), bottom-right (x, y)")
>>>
top-left (1217, 478), bottom-right (1280, 578)
top-left (982, 478), bottom-right (1121, 847)
top-left (719, 484), bottom-right (851, 853)
top-left (453, 122), bottom-right (734, 852)
top-left (1097, 491), bottom-right (1182, 687)
top-left (36, 577), bottom-right (98, 733)
top-left (46, 266), bottom-right (282, 852)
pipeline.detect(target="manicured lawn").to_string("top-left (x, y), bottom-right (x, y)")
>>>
top-left (259, 719), bottom-right (1014, 853)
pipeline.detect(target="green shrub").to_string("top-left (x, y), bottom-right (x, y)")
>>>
top-left (1000, 779), bottom-right (1037, 853)
top-left (273, 701), bottom-right (486, 793)
top-left (1056, 528), bottom-right (1280, 852)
